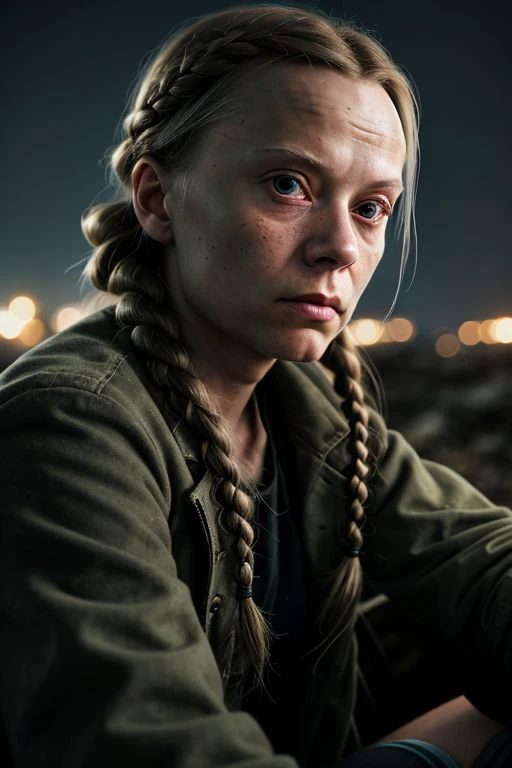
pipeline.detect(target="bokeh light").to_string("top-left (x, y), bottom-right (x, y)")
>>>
top-left (458, 320), bottom-right (481, 346)
top-left (377, 324), bottom-right (392, 343)
top-left (387, 317), bottom-right (415, 343)
top-left (18, 318), bottom-right (46, 347)
top-left (435, 333), bottom-right (460, 358)
top-left (52, 306), bottom-right (84, 333)
top-left (9, 296), bottom-right (36, 323)
top-left (350, 318), bottom-right (383, 346)
top-left (493, 317), bottom-right (512, 344)
top-left (0, 310), bottom-right (26, 340)
top-left (479, 319), bottom-right (498, 345)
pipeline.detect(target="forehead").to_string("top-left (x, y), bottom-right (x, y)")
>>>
top-left (204, 61), bottom-right (406, 174)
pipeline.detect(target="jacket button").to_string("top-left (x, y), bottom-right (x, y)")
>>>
top-left (209, 595), bottom-right (222, 614)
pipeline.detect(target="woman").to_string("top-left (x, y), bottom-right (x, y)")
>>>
top-left (0, 4), bottom-right (510, 767)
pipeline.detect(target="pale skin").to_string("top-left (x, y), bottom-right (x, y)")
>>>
top-left (131, 62), bottom-right (505, 765)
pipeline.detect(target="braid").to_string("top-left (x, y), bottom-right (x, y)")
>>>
top-left (311, 328), bottom-right (376, 655)
top-left (119, 21), bottom-right (360, 175)
top-left (127, 30), bottom-right (268, 139)
top-left (330, 329), bottom-right (372, 554)
top-left (110, 262), bottom-right (271, 686)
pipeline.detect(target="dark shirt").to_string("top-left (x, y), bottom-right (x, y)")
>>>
top-left (242, 392), bottom-right (307, 755)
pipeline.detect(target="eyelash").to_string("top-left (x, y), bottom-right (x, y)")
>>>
top-left (267, 174), bottom-right (393, 223)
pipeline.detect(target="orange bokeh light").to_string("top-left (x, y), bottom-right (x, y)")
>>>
top-left (435, 333), bottom-right (460, 358)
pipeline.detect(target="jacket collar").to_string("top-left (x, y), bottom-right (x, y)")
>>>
top-left (169, 359), bottom-right (351, 476)
top-left (265, 359), bottom-right (350, 458)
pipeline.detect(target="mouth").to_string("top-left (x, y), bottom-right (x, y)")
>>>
top-left (279, 293), bottom-right (341, 323)
top-left (281, 293), bottom-right (342, 312)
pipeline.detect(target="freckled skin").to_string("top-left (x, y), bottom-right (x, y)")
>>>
top-left (161, 62), bottom-right (406, 381)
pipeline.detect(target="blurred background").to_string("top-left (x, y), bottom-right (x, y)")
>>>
top-left (1, 0), bottom-right (511, 504)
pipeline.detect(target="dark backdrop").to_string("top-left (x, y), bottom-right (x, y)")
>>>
top-left (1, 0), bottom-right (510, 335)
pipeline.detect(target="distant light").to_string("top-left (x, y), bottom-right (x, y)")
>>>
top-left (479, 319), bottom-right (499, 344)
top-left (435, 333), bottom-right (460, 358)
top-left (387, 317), bottom-right (415, 343)
top-left (350, 319), bottom-right (383, 345)
top-left (0, 310), bottom-right (25, 340)
top-left (52, 306), bottom-right (84, 333)
top-left (378, 324), bottom-right (393, 343)
top-left (458, 320), bottom-right (481, 346)
top-left (18, 318), bottom-right (46, 347)
top-left (493, 317), bottom-right (512, 344)
top-left (9, 296), bottom-right (36, 323)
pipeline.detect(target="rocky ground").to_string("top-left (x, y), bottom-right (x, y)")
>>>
top-left (370, 343), bottom-right (512, 508)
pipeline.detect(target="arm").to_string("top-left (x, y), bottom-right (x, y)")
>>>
top-left (0, 385), bottom-right (296, 767)
top-left (364, 427), bottom-right (512, 725)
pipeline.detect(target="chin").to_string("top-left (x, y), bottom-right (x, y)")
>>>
top-left (287, 348), bottom-right (326, 363)
top-left (269, 332), bottom-right (333, 363)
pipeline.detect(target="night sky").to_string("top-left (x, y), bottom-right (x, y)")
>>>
top-left (2, 0), bottom-right (510, 338)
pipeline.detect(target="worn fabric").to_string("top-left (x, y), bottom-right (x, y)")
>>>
top-left (0, 306), bottom-right (511, 768)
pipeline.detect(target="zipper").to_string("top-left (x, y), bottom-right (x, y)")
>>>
top-left (190, 496), bottom-right (216, 634)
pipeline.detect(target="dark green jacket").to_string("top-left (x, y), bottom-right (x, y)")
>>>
top-left (1, 307), bottom-right (511, 767)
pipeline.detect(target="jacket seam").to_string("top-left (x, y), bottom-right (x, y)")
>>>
top-left (94, 352), bottom-right (131, 394)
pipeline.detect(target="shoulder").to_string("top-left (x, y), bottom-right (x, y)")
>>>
top-left (0, 305), bottom-right (161, 413)
top-left (0, 305), bottom-right (195, 498)
top-left (285, 359), bottom-right (386, 426)
top-left (0, 306), bottom-right (177, 466)
top-left (265, 359), bottom-right (388, 468)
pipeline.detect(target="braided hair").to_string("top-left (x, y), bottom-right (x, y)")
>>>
top-left (82, 3), bottom-right (419, 687)
top-left (312, 330), bottom-right (383, 664)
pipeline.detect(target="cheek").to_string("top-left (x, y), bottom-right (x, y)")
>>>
top-left (224, 215), bottom-right (283, 274)
top-left (367, 247), bottom-right (384, 281)
top-left (372, 246), bottom-right (384, 268)
top-left (352, 247), bottom-right (383, 294)
top-left (362, 241), bottom-right (382, 264)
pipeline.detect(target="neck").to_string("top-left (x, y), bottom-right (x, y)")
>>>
top-left (190, 357), bottom-right (272, 485)
top-left (173, 307), bottom-right (276, 482)
top-left (185, 329), bottom-right (274, 429)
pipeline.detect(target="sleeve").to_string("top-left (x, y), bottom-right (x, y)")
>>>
top-left (0, 386), bottom-right (297, 767)
top-left (364, 426), bottom-right (512, 725)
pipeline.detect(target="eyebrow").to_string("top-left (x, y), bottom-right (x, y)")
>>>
top-left (252, 147), bottom-right (404, 191)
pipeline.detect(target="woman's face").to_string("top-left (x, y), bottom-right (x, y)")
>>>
top-left (162, 62), bottom-right (406, 371)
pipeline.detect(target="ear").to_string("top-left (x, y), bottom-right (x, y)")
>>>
top-left (131, 158), bottom-right (173, 243)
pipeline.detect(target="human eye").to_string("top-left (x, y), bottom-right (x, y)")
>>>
top-left (354, 198), bottom-right (392, 223)
top-left (269, 174), bottom-right (308, 200)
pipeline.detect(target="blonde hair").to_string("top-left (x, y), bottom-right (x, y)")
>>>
top-left (82, 2), bottom-right (419, 688)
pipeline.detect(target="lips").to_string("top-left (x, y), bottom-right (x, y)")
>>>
top-left (282, 293), bottom-right (341, 312)
top-left (279, 294), bottom-right (341, 323)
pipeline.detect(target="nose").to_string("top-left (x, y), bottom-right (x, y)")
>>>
top-left (302, 204), bottom-right (358, 270)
